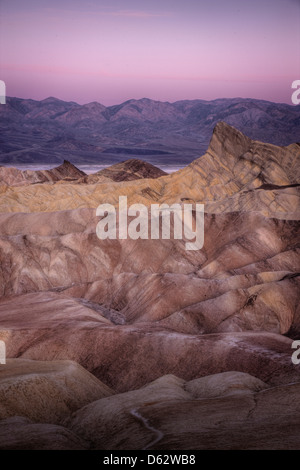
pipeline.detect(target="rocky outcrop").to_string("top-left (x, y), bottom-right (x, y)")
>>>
top-left (0, 160), bottom-right (85, 186)
top-left (82, 159), bottom-right (167, 183)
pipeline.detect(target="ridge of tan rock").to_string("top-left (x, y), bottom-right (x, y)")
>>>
top-left (0, 123), bottom-right (298, 217)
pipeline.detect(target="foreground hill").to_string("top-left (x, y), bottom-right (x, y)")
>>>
top-left (1, 363), bottom-right (300, 450)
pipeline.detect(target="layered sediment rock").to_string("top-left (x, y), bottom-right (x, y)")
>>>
top-left (0, 123), bottom-right (299, 450)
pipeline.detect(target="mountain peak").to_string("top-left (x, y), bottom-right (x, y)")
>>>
top-left (1, 97), bottom-right (300, 168)
top-left (41, 96), bottom-right (78, 106)
top-left (51, 160), bottom-right (86, 178)
top-left (213, 121), bottom-right (249, 138)
top-left (83, 101), bottom-right (106, 110)
top-left (208, 121), bottom-right (252, 157)
top-left (41, 97), bottom-right (62, 103)
top-left (94, 158), bottom-right (167, 182)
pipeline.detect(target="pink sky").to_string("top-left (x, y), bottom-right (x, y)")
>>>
top-left (0, 0), bottom-right (299, 105)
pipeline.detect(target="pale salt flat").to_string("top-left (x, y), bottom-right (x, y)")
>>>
top-left (2, 164), bottom-right (184, 174)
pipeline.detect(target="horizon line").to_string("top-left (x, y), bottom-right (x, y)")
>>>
top-left (5, 95), bottom-right (298, 108)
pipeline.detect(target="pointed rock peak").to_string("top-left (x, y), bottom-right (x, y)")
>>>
top-left (208, 121), bottom-right (252, 157)
top-left (212, 121), bottom-right (249, 141)
top-left (62, 159), bottom-right (73, 166)
top-left (119, 158), bottom-right (167, 175)
top-left (52, 160), bottom-right (86, 177)
top-left (120, 158), bottom-right (159, 168)
top-left (95, 158), bottom-right (166, 181)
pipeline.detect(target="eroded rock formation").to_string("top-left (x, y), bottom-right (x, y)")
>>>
top-left (0, 123), bottom-right (299, 449)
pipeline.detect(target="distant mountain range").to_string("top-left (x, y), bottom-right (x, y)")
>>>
top-left (0, 96), bottom-right (299, 166)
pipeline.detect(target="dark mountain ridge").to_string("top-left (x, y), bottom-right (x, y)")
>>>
top-left (0, 96), bottom-right (299, 166)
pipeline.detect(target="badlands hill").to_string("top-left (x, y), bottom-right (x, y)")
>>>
top-left (81, 158), bottom-right (167, 183)
top-left (0, 160), bottom-right (85, 186)
top-left (0, 158), bottom-right (166, 187)
top-left (0, 122), bottom-right (299, 449)
top-left (1, 366), bottom-right (300, 450)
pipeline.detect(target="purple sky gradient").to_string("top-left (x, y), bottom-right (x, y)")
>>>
top-left (0, 0), bottom-right (299, 105)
